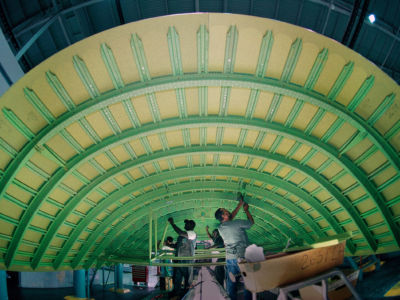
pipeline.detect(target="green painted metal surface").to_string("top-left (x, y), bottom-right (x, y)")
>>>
top-left (0, 13), bottom-right (399, 272)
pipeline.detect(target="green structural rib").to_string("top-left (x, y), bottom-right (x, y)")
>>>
top-left (0, 14), bottom-right (399, 272)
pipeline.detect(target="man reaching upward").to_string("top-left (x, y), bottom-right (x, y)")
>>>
top-left (168, 218), bottom-right (197, 298)
top-left (214, 193), bottom-right (254, 300)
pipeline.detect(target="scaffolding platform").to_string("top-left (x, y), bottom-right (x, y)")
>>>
top-left (276, 269), bottom-right (361, 300)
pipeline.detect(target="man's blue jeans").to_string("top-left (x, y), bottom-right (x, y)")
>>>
top-left (225, 259), bottom-right (252, 300)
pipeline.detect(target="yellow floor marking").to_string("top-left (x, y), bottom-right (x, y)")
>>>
top-left (385, 281), bottom-right (400, 297)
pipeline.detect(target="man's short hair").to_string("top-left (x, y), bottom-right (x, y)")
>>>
top-left (184, 219), bottom-right (196, 230)
top-left (215, 208), bottom-right (224, 221)
top-left (166, 236), bottom-right (173, 243)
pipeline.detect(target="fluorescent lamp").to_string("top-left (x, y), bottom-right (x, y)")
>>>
top-left (368, 14), bottom-right (376, 24)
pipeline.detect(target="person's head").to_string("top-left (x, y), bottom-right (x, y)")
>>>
top-left (215, 208), bottom-right (231, 222)
top-left (165, 236), bottom-right (173, 245)
top-left (184, 219), bottom-right (196, 231)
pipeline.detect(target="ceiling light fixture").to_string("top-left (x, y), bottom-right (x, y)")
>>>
top-left (368, 14), bottom-right (376, 23)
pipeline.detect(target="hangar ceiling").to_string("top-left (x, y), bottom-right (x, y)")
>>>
top-left (1, 0), bottom-right (400, 84)
top-left (0, 3), bottom-right (399, 272)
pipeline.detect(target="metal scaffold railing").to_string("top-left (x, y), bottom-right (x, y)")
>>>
top-left (105, 212), bottom-right (226, 267)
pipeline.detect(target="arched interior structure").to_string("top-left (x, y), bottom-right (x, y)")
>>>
top-left (0, 13), bottom-right (399, 272)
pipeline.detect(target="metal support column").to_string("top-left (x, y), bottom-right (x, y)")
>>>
top-left (102, 267), bottom-right (105, 288)
top-left (160, 221), bottom-right (169, 249)
top-left (149, 210), bottom-right (153, 260)
top-left (86, 269), bottom-right (90, 299)
top-left (0, 270), bottom-right (8, 300)
top-left (73, 269), bottom-right (86, 298)
top-left (0, 28), bottom-right (24, 96)
top-left (154, 216), bottom-right (158, 255)
top-left (115, 263), bottom-right (123, 291)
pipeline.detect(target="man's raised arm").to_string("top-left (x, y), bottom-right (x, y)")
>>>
top-left (231, 192), bottom-right (244, 220)
top-left (243, 203), bottom-right (254, 224)
top-left (168, 217), bottom-right (187, 237)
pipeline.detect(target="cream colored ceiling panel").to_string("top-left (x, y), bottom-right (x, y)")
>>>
top-left (0, 13), bottom-right (399, 271)
top-left (132, 96), bottom-right (153, 124)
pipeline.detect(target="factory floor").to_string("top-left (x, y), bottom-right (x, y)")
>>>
top-left (351, 255), bottom-right (400, 300)
top-left (6, 255), bottom-right (400, 300)
top-left (8, 284), bottom-right (160, 300)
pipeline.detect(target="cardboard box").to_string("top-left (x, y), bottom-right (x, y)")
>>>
top-left (239, 242), bottom-right (345, 293)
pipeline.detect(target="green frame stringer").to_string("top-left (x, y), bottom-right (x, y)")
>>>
top-left (0, 14), bottom-right (399, 272)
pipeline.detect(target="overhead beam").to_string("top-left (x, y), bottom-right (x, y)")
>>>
top-left (14, 0), bottom-right (106, 60)
top-left (308, 0), bottom-right (400, 42)
top-left (6, 110), bottom-right (395, 268)
top-left (28, 139), bottom-right (367, 270)
top-left (80, 197), bottom-right (295, 269)
top-left (51, 165), bottom-right (354, 268)
top-left (9, 115), bottom-right (388, 269)
top-left (2, 72), bottom-right (397, 205)
top-left (13, 0), bottom-right (106, 37)
top-left (52, 186), bottom-right (317, 269)
top-left (126, 211), bottom-right (279, 253)
top-left (93, 204), bottom-right (290, 263)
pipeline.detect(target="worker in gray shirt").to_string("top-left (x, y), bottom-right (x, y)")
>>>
top-left (168, 218), bottom-right (197, 298)
top-left (214, 192), bottom-right (254, 300)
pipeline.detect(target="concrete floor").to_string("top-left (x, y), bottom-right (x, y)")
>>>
top-left (6, 255), bottom-right (400, 300)
top-left (8, 284), bottom-right (159, 300)
top-left (353, 255), bottom-right (400, 300)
